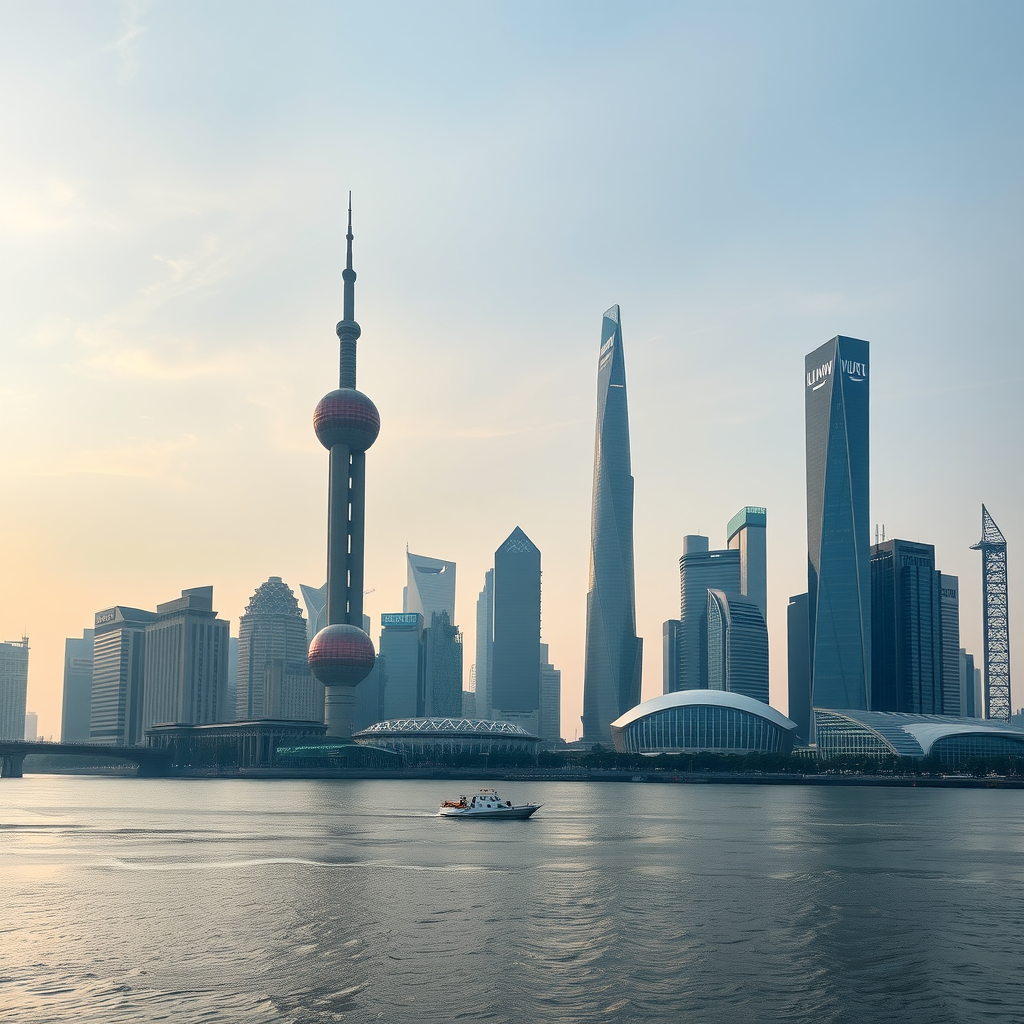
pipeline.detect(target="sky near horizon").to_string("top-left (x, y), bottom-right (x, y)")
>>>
top-left (2, 0), bottom-right (1022, 741)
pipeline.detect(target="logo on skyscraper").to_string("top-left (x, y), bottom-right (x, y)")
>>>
top-left (840, 358), bottom-right (867, 382)
top-left (806, 360), bottom-right (833, 390)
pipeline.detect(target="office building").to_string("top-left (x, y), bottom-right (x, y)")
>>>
top-left (678, 536), bottom-right (740, 691)
top-left (706, 590), bottom-right (769, 704)
top-left (475, 569), bottom-right (494, 720)
top-left (378, 612), bottom-right (425, 720)
top-left (959, 649), bottom-right (979, 718)
top-left (24, 711), bottom-right (38, 742)
top-left (61, 628), bottom-right (94, 743)
top-left (238, 577), bottom-right (323, 722)
top-left (727, 506), bottom-right (767, 621)
top-left (540, 642), bottom-right (561, 746)
top-left (492, 527), bottom-right (541, 719)
top-left (405, 552), bottom-right (456, 623)
top-left (225, 637), bottom-right (239, 723)
top-left (91, 608), bottom-right (155, 745)
top-left (142, 586), bottom-right (230, 731)
top-left (582, 305), bottom-right (642, 742)
top-left (612, 691), bottom-right (798, 755)
top-left (423, 611), bottom-right (463, 718)
top-left (940, 574), bottom-right (961, 716)
top-left (354, 652), bottom-right (386, 732)
top-left (300, 583), bottom-right (327, 642)
top-left (787, 594), bottom-right (811, 744)
top-left (870, 540), bottom-right (942, 714)
top-left (662, 619), bottom-right (682, 694)
top-left (306, 202), bottom-right (380, 737)
top-left (0, 637), bottom-right (30, 742)
top-left (805, 335), bottom-right (871, 710)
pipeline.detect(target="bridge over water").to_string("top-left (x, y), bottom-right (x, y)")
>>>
top-left (0, 740), bottom-right (172, 778)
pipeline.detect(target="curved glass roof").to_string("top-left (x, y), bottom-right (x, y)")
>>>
top-left (814, 709), bottom-right (1024, 757)
top-left (611, 690), bottom-right (796, 733)
top-left (355, 717), bottom-right (537, 738)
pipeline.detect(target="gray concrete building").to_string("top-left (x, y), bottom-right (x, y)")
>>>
top-left (142, 586), bottom-right (230, 731)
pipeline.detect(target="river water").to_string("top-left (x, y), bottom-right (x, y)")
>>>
top-left (1, 776), bottom-right (1023, 1023)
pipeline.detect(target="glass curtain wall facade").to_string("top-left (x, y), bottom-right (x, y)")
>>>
top-left (870, 540), bottom-right (943, 714)
top-left (706, 590), bottom-right (769, 703)
top-left (582, 305), bottom-right (642, 742)
top-left (727, 506), bottom-right (768, 620)
top-left (940, 574), bottom-right (961, 716)
top-left (617, 704), bottom-right (793, 755)
top-left (492, 527), bottom-right (541, 716)
top-left (378, 613), bottom-right (425, 719)
top-left (805, 335), bottom-right (871, 710)
top-left (678, 537), bottom-right (740, 691)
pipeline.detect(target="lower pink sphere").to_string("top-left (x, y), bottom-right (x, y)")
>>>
top-left (308, 623), bottom-right (376, 687)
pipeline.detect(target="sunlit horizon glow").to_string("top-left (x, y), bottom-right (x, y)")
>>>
top-left (1, 1), bottom-right (1021, 740)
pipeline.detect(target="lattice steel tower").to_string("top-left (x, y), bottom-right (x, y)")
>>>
top-left (970, 504), bottom-right (1011, 721)
top-left (307, 197), bottom-right (380, 737)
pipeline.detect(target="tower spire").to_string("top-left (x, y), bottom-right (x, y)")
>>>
top-left (337, 192), bottom-right (361, 389)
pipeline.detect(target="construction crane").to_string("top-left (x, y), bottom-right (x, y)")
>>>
top-left (970, 505), bottom-right (1011, 720)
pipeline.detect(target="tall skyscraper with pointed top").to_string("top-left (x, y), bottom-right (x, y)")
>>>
top-left (805, 335), bottom-right (870, 712)
top-left (307, 198), bottom-right (380, 737)
top-left (582, 305), bottom-right (642, 743)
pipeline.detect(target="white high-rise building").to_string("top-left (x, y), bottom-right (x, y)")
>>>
top-left (405, 552), bottom-right (456, 623)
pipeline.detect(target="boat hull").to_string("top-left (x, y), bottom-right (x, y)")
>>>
top-left (438, 804), bottom-right (541, 820)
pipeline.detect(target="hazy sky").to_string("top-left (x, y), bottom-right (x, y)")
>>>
top-left (2, 0), bottom-right (1022, 740)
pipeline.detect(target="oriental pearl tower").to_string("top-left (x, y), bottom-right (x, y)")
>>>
top-left (307, 197), bottom-right (379, 737)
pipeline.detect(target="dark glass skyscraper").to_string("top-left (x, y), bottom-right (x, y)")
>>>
top-left (492, 527), bottom-right (541, 716)
top-left (805, 335), bottom-right (870, 710)
top-left (582, 305), bottom-right (642, 743)
top-left (870, 540), bottom-right (942, 714)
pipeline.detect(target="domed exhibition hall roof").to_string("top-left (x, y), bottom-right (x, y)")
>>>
top-left (610, 690), bottom-right (798, 756)
top-left (611, 689), bottom-right (797, 733)
top-left (814, 709), bottom-right (1024, 759)
top-left (355, 718), bottom-right (537, 739)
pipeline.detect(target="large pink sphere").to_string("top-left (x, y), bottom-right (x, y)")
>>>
top-left (308, 623), bottom-right (376, 687)
top-left (313, 389), bottom-right (380, 451)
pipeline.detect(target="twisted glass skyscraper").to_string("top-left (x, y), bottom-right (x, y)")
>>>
top-left (805, 335), bottom-right (870, 711)
top-left (582, 305), bottom-right (642, 743)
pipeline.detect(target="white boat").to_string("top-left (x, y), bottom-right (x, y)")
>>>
top-left (438, 788), bottom-right (541, 819)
